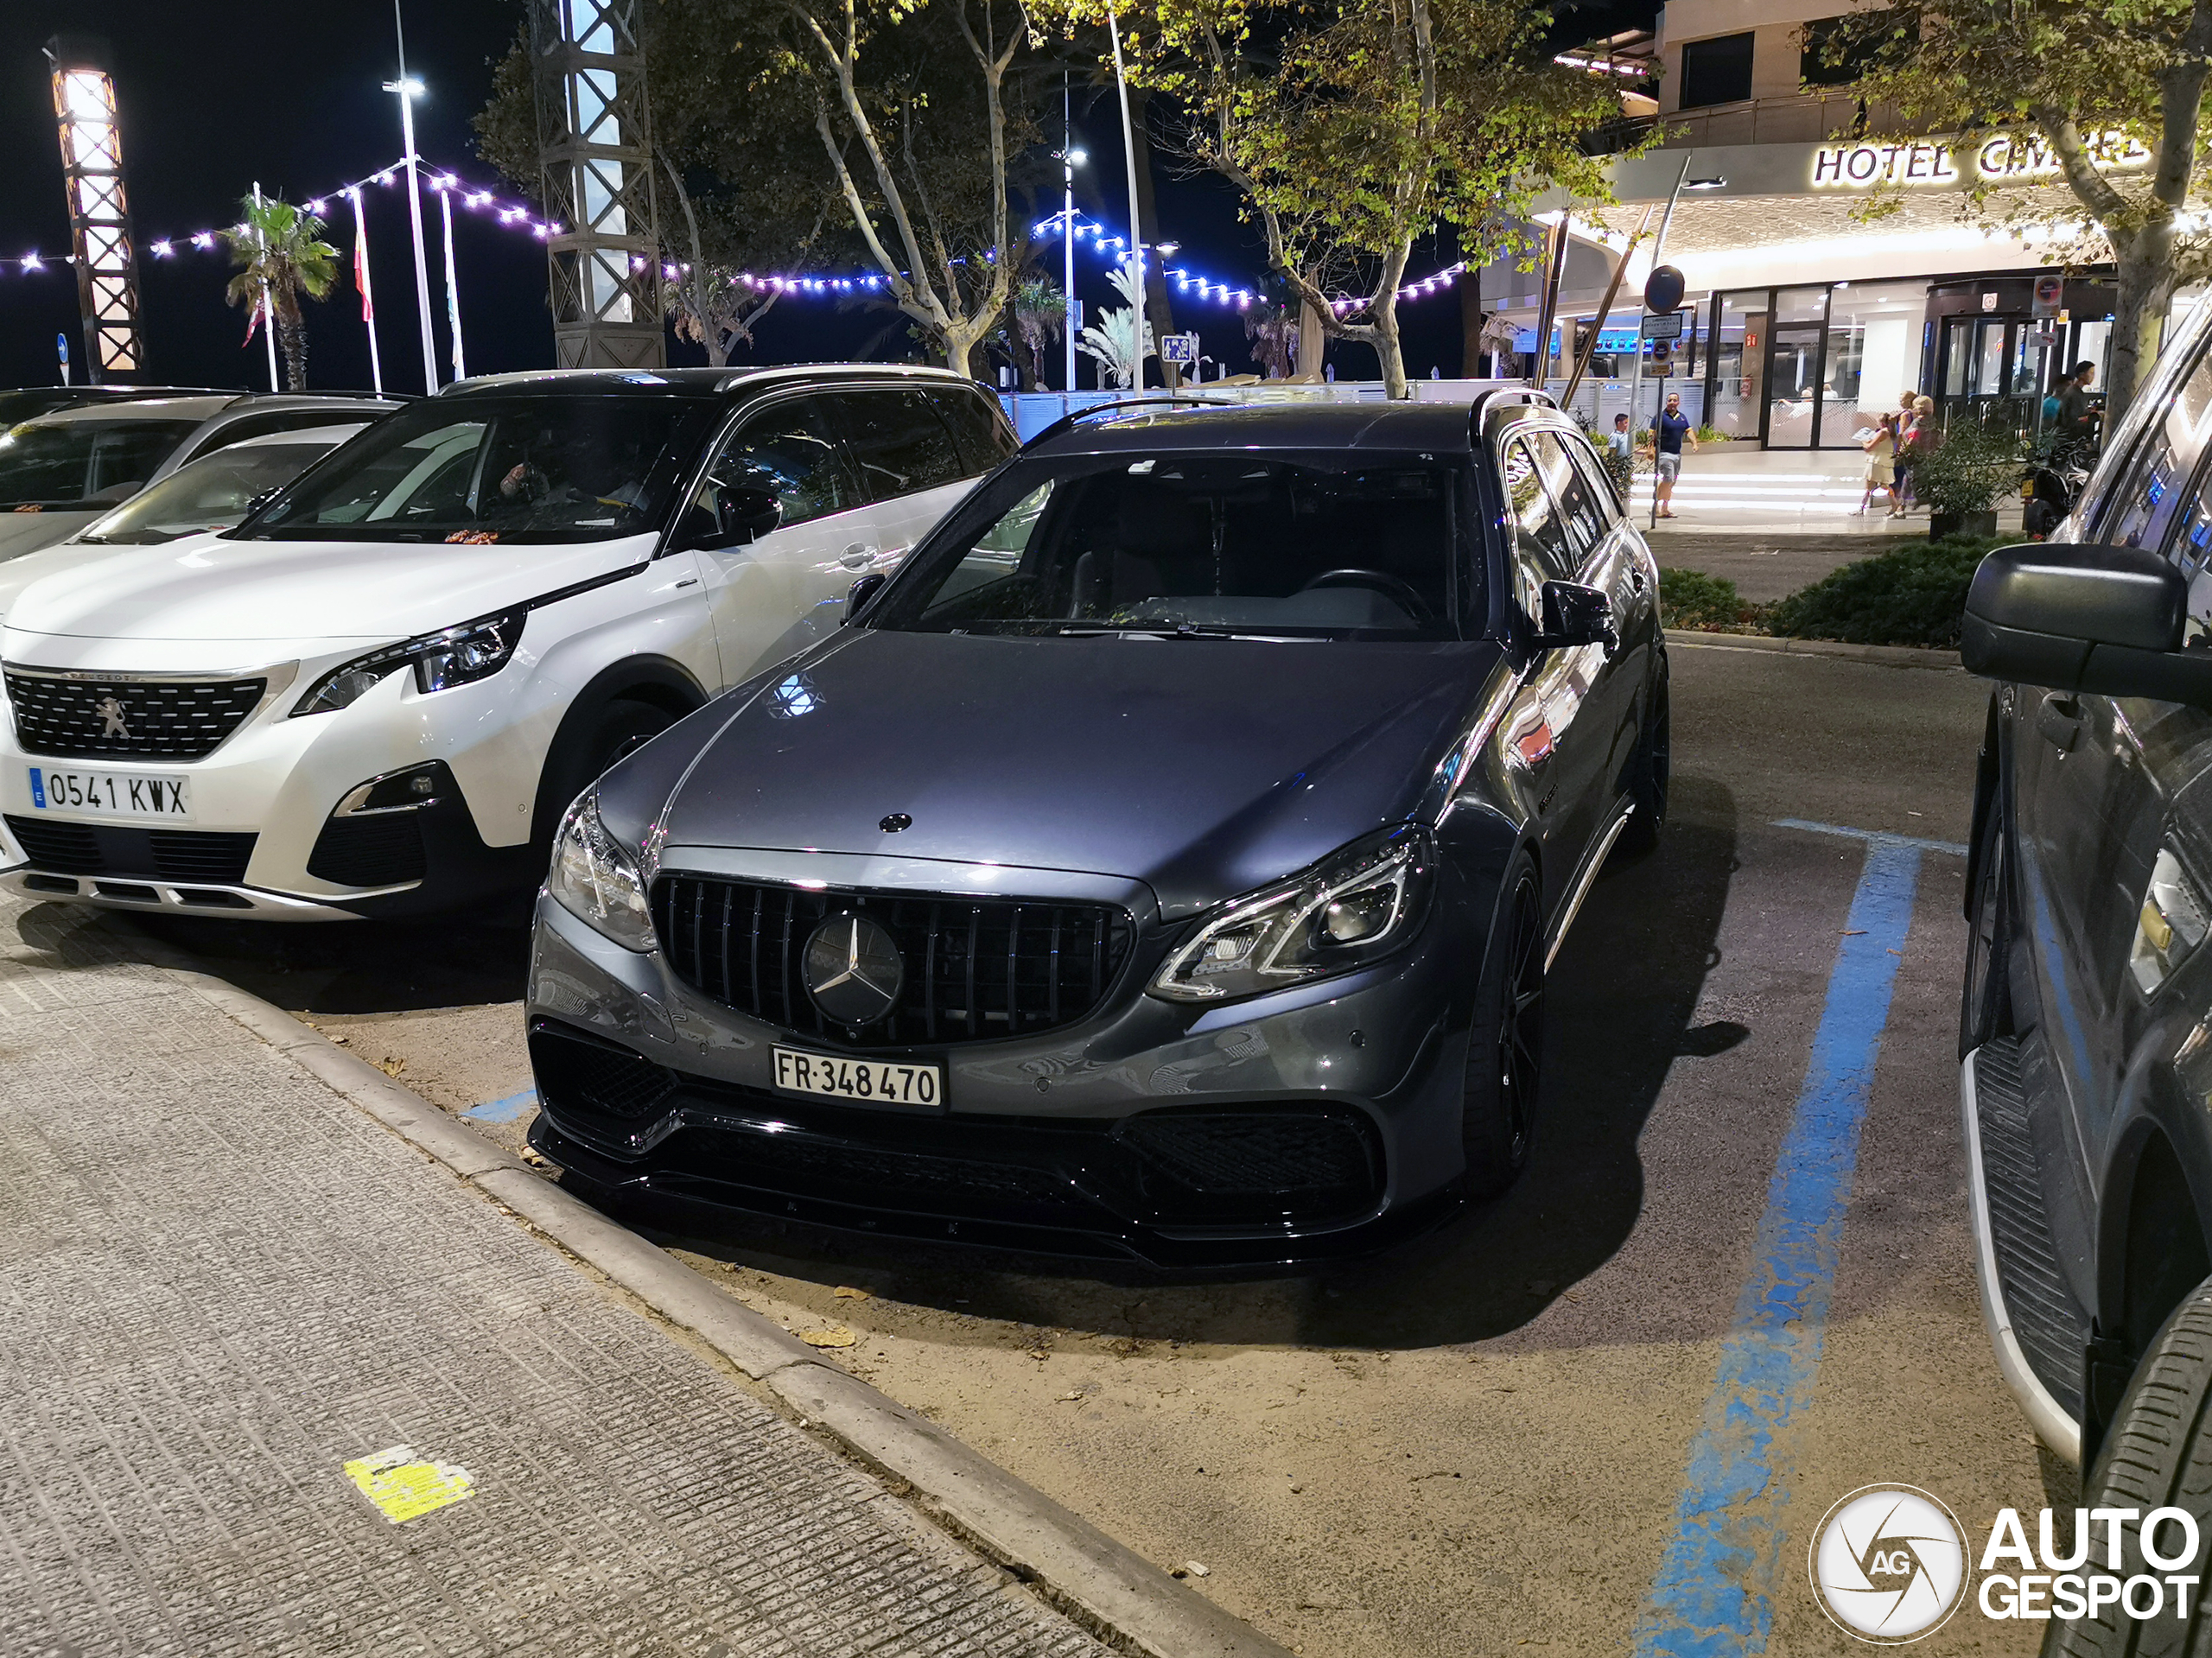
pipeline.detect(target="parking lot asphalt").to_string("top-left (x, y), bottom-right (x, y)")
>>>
top-left (133, 638), bottom-right (2063, 1657)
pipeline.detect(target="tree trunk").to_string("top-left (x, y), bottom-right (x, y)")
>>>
top-left (1372, 295), bottom-right (1407, 400)
top-left (277, 314), bottom-right (308, 392)
top-left (1460, 264), bottom-right (1486, 378)
top-left (2110, 224), bottom-right (2177, 415)
top-left (1297, 299), bottom-right (1325, 379)
top-left (1128, 90), bottom-right (1179, 389)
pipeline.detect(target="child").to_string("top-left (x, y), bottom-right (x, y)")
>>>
top-left (1857, 412), bottom-right (1899, 514)
top-left (1607, 413), bottom-right (1632, 461)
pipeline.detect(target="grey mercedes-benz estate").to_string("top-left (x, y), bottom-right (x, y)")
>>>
top-left (523, 391), bottom-right (1667, 1266)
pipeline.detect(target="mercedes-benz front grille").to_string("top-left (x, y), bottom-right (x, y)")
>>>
top-left (652, 875), bottom-right (1132, 1049)
top-left (4, 670), bottom-right (267, 759)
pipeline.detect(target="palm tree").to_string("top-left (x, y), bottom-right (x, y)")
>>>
top-left (1008, 276), bottom-right (1066, 391)
top-left (220, 196), bottom-right (339, 392)
top-left (1077, 258), bottom-right (1153, 391)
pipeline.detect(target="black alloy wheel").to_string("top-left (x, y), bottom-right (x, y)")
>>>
top-left (1463, 855), bottom-right (1545, 1197)
top-left (532, 697), bottom-right (677, 851)
top-left (1960, 792), bottom-right (2013, 1060)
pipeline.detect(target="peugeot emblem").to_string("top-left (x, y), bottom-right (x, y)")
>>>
top-left (802, 911), bottom-right (906, 1026)
top-left (95, 695), bottom-right (130, 739)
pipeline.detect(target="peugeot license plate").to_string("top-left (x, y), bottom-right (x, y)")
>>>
top-left (772, 1046), bottom-right (942, 1108)
top-left (28, 766), bottom-right (191, 820)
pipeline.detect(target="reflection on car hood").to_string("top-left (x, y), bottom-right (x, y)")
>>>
top-left (0, 532), bottom-right (656, 642)
top-left (652, 629), bottom-right (1498, 918)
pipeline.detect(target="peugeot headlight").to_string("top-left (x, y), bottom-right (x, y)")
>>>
top-left (545, 790), bottom-right (658, 952)
top-left (2132, 846), bottom-right (2209, 996)
top-left (292, 609), bottom-right (526, 715)
top-left (1150, 825), bottom-right (1433, 1003)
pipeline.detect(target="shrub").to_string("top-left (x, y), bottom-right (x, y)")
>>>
top-left (1658, 567), bottom-right (1766, 632)
top-left (1764, 535), bottom-right (2007, 647)
top-left (1911, 415), bottom-right (2025, 518)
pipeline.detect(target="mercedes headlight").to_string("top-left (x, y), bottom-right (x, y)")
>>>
top-left (292, 609), bottom-right (526, 715)
top-left (2132, 846), bottom-right (2209, 996)
top-left (1150, 825), bottom-right (1433, 1003)
top-left (545, 790), bottom-right (658, 952)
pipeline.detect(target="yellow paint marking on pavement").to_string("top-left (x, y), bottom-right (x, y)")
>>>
top-left (343, 1445), bottom-right (476, 1524)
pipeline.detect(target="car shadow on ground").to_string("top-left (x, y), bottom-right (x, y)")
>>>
top-left (127, 909), bottom-right (531, 1015)
top-left (636, 775), bottom-right (1743, 1351)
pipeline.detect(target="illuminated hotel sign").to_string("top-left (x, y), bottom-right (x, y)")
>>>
top-left (1811, 132), bottom-right (2152, 188)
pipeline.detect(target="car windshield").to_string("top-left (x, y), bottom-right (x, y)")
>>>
top-left (0, 419), bottom-right (202, 509)
top-left (238, 395), bottom-right (714, 543)
top-left (868, 451), bottom-right (1465, 639)
top-left (76, 442), bottom-right (340, 544)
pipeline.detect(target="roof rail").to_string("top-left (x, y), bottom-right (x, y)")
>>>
top-left (1023, 393), bottom-right (1245, 449)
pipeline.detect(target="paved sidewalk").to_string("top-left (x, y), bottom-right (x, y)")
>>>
top-left (0, 890), bottom-right (1109, 1658)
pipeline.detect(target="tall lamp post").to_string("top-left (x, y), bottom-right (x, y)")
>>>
top-left (1106, 9), bottom-right (1147, 389)
top-left (1058, 75), bottom-right (1086, 392)
top-left (385, 3), bottom-right (439, 394)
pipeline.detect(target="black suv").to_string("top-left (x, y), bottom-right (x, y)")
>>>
top-left (1962, 300), bottom-right (2212, 1639)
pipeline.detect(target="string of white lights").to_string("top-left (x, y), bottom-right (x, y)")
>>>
top-left (3, 157), bottom-right (561, 274)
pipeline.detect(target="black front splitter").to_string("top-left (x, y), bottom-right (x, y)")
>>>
top-left (527, 1114), bottom-right (1461, 1278)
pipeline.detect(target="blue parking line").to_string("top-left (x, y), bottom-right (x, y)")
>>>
top-left (462, 1089), bottom-right (537, 1124)
top-left (1632, 822), bottom-right (1948, 1655)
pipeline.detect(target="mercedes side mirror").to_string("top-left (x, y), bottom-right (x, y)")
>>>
top-left (708, 486), bottom-right (783, 549)
top-left (1535, 580), bottom-right (1617, 657)
top-left (1962, 543), bottom-right (2212, 706)
top-left (844, 571), bottom-right (887, 624)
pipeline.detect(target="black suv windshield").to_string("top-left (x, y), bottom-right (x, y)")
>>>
top-left (0, 419), bottom-right (201, 508)
top-left (869, 452), bottom-right (1465, 639)
top-left (238, 395), bottom-right (713, 543)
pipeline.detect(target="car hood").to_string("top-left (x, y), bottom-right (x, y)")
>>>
top-left (652, 630), bottom-right (1499, 918)
top-left (0, 532), bottom-right (655, 642)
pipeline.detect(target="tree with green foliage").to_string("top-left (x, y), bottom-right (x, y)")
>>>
top-left (1055, 0), bottom-right (1628, 397)
top-left (1008, 274), bottom-right (1068, 388)
top-left (219, 196), bottom-right (338, 393)
top-left (1823, 0), bottom-right (2212, 411)
top-left (1078, 255), bottom-right (1153, 385)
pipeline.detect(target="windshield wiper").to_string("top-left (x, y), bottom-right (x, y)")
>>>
top-left (1056, 621), bottom-right (1247, 639)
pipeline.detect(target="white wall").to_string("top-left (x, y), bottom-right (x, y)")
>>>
top-left (1856, 315), bottom-right (1914, 411)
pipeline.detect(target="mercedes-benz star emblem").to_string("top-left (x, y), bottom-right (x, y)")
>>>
top-left (803, 912), bottom-right (906, 1026)
top-left (95, 695), bottom-right (130, 739)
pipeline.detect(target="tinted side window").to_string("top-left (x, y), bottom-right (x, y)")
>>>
top-left (187, 410), bottom-right (368, 461)
top-left (835, 390), bottom-right (966, 502)
top-left (684, 397), bottom-right (858, 535)
top-left (1502, 436), bottom-right (1576, 583)
top-left (926, 386), bottom-right (1016, 474)
top-left (2102, 345), bottom-right (2212, 551)
top-left (1566, 434), bottom-right (1623, 521)
top-left (1529, 429), bottom-right (1607, 560)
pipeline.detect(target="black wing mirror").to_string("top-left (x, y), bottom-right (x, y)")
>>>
top-left (1535, 580), bottom-right (1617, 657)
top-left (843, 571), bottom-right (887, 624)
top-left (1961, 542), bottom-right (2212, 705)
top-left (693, 485), bottom-right (783, 549)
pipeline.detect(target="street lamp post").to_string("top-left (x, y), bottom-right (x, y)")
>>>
top-left (1106, 8), bottom-right (1147, 390)
top-left (385, 3), bottom-right (438, 394)
top-left (1060, 75), bottom-right (1085, 392)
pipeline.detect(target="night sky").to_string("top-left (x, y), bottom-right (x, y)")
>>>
top-left (0, 0), bottom-right (1647, 397)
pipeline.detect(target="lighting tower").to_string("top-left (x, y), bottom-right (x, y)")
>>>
top-left (525, 0), bottom-right (664, 368)
top-left (44, 35), bottom-right (143, 382)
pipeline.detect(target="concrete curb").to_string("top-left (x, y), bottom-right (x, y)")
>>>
top-left (1663, 627), bottom-right (1962, 671)
top-left (127, 927), bottom-right (1290, 1658)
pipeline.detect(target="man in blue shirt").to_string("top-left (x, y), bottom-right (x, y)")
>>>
top-left (1652, 392), bottom-right (1699, 518)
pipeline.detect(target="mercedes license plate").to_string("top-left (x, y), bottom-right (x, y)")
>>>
top-left (772, 1046), bottom-right (942, 1109)
top-left (28, 766), bottom-right (191, 820)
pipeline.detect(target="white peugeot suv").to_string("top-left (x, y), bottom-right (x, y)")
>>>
top-left (0, 365), bottom-right (1014, 919)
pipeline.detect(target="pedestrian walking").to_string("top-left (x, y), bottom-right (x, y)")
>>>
top-left (1607, 412), bottom-right (1632, 462)
top-left (2056, 360), bottom-right (2101, 462)
top-left (1857, 411), bottom-right (1900, 514)
top-left (1895, 395), bottom-right (1937, 517)
top-left (1652, 392), bottom-right (1696, 518)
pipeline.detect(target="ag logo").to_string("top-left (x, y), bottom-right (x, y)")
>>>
top-left (1808, 1485), bottom-right (1969, 1643)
